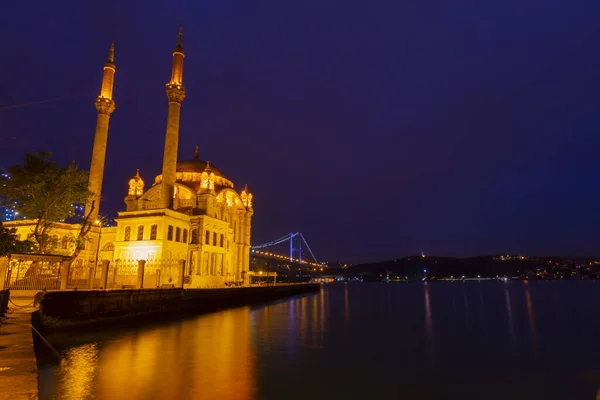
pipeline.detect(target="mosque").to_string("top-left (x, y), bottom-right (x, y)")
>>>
top-left (5, 28), bottom-right (255, 288)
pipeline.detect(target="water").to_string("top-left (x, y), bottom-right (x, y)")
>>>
top-left (38, 282), bottom-right (600, 399)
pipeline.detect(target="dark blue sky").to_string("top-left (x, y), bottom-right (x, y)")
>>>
top-left (2, 1), bottom-right (600, 263)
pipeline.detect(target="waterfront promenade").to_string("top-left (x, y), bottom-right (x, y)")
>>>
top-left (0, 295), bottom-right (38, 400)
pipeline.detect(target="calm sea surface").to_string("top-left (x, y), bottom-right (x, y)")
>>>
top-left (38, 282), bottom-right (600, 399)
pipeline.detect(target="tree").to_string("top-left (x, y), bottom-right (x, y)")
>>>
top-left (0, 152), bottom-right (95, 260)
top-left (0, 222), bottom-right (33, 256)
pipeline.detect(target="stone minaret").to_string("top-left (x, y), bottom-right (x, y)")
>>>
top-left (86, 41), bottom-right (116, 221)
top-left (161, 26), bottom-right (186, 208)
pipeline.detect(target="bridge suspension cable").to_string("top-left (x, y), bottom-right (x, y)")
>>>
top-left (300, 234), bottom-right (319, 264)
top-left (251, 232), bottom-right (321, 265)
top-left (251, 233), bottom-right (296, 249)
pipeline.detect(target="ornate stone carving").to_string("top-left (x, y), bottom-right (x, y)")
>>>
top-left (165, 83), bottom-right (186, 103)
top-left (95, 97), bottom-right (115, 115)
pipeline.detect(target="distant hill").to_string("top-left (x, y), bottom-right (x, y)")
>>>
top-left (344, 255), bottom-right (600, 280)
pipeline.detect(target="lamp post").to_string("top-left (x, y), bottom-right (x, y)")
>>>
top-left (266, 263), bottom-right (270, 286)
top-left (94, 220), bottom-right (103, 268)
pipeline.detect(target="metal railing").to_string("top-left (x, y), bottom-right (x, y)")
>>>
top-left (4, 257), bottom-right (63, 290)
top-left (2, 255), bottom-right (191, 291)
top-left (144, 259), bottom-right (182, 288)
top-left (107, 260), bottom-right (139, 289)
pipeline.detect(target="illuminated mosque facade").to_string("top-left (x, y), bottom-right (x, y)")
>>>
top-left (6, 28), bottom-right (254, 287)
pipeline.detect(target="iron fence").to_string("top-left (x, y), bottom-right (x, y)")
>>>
top-left (4, 257), bottom-right (63, 290)
top-left (107, 260), bottom-right (139, 289)
top-left (2, 254), bottom-right (186, 291)
top-left (144, 259), bottom-right (182, 288)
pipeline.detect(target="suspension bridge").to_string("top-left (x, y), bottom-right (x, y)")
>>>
top-left (251, 233), bottom-right (324, 269)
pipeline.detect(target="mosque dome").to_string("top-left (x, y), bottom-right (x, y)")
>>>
top-left (177, 159), bottom-right (225, 178)
top-left (153, 146), bottom-right (235, 191)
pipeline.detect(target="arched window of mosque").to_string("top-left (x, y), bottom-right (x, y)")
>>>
top-left (183, 229), bottom-right (188, 243)
top-left (191, 229), bottom-right (198, 244)
top-left (205, 230), bottom-right (210, 245)
top-left (137, 226), bottom-right (144, 241)
top-left (220, 234), bottom-right (224, 248)
top-left (124, 226), bottom-right (131, 241)
top-left (102, 242), bottom-right (114, 251)
top-left (213, 232), bottom-right (217, 246)
top-left (52, 235), bottom-right (59, 248)
top-left (176, 227), bottom-right (181, 242)
top-left (150, 225), bottom-right (158, 240)
top-left (167, 225), bottom-right (174, 241)
top-left (61, 236), bottom-right (69, 249)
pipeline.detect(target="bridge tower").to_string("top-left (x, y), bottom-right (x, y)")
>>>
top-left (289, 233), bottom-right (302, 264)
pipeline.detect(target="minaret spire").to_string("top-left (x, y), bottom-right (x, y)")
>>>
top-left (161, 27), bottom-right (186, 208)
top-left (176, 25), bottom-right (183, 50)
top-left (86, 41), bottom-right (116, 221)
top-left (108, 41), bottom-right (115, 63)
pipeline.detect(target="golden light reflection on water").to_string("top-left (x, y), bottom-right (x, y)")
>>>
top-left (56, 307), bottom-right (256, 400)
top-left (300, 296), bottom-right (309, 346)
top-left (424, 283), bottom-right (433, 343)
top-left (524, 283), bottom-right (539, 357)
top-left (423, 283), bottom-right (437, 366)
top-left (59, 343), bottom-right (98, 400)
top-left (504, 284), bottom-right (517, 354)
top-left (344, 283), bottom-right (350, 328)
top-left (311, 290), bottom-right (318, 335)
top-left (319, 288), bottom-right (325, 343)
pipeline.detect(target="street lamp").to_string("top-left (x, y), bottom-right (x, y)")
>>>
top-left (266, 263), bottom-right (270, 286)
top-left (94, 220), bottom-right (103, 268)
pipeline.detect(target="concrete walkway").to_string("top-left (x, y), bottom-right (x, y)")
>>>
top-left (0, 298), bottom-right (38, 400)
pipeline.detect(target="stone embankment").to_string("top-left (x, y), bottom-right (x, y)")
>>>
top-left (37, 283), bottom-right (320, 332)
top-left (0, 291), bottom-right (38, 400)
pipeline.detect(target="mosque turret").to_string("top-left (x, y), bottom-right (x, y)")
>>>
top-left (197, 160), bottom-right (216, 215)
top-left (241, 184), bottom-right (254, 280)
top-left (86, 41), bottom-right (116, 221)
top-left (160, 26), bottom-right (186, 208)
top-left (124, 169), bottom-right (144, 211)
top-left (240, 184), bottom-right (253, 210)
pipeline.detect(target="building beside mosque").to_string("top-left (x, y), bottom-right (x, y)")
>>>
top-left (4, 28), bottom-right (254, 288)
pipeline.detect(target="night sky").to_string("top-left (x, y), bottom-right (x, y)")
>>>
top-left (2, 1), bottom-right (600, 263)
